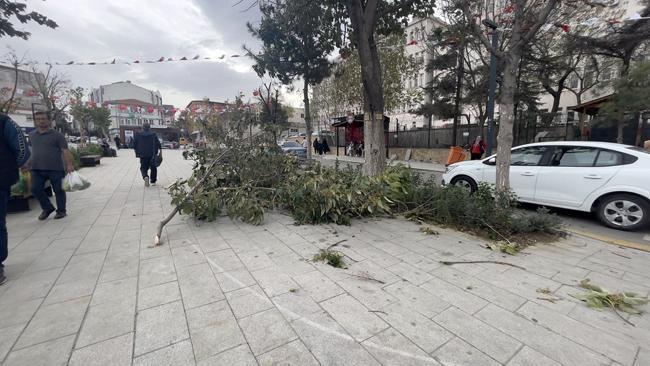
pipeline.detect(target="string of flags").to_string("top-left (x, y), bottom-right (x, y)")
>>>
top-left (0, 53), bottom-right (245, 67)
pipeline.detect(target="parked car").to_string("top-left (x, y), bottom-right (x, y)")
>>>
top-left (279, 141), bottom-right (307, 158)
top-left (162, 140), bottom-right (179, 149)
top-left (442, 141), bottom-right (650, 230)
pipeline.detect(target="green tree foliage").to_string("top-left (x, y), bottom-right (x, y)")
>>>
top-left (69, 87), bottom-right (111, 139)
top-left (599, 61), bottom-right (650, 144)
top-left (321, 0), bottom-right (436, 175)
top-left (316, 34), bottom-right (422, 117)
top-left (0, 1), bottom-right (57, 39)
top-left (247, 0), bottom-right (339, 159)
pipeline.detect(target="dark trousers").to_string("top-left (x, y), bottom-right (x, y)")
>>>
top-left (31, 170), bottom-right (66, 213)
top-left (0, 188), bottom-right (8, 269)
top-left (471, 153), bottom-right (483, 160)
top-left (140, 157), bottom-right (157, 183)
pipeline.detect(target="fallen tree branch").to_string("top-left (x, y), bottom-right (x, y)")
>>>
top-left (152, 149), bottom-right (231, 247)
top-left (347, 272), bottom-right (386, 284)
top-left (327, 239), bottom-right (348, 250)
top-left (440, 260), bottom-right (526, 271)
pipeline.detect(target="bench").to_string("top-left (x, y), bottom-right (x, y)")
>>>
top-left (80, 155), bottom-right (102, 167)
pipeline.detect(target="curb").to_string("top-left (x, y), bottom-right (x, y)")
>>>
top-left (565, 227), bottom-right (650, 253)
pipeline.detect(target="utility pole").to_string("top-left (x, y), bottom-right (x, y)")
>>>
top-left (483, 19), bottom-right (498, 156)
top-left (452, 46), bottom-right (464, 147)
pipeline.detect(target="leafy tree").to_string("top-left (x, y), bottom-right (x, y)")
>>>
top-left (247, 0), bottom-right (339, 160)
top-left (599, 61), bottom-right (650, 145)
top-left (314, 34), bottom-right (422, 121)
top-left (571, 3), bottom-right (650, 75)
top-left (459, 0), bottom-right (559, 192)
top-left (320, 0), bottom-right (435, 175)
top-left (255, 83), bottom-right (289, 141)
top-left (68, 87), bottom-right (110, 141)
top-left (0, 1), bottom-right (57, 39)
top-left (88, 106), bottom-right (111, 137)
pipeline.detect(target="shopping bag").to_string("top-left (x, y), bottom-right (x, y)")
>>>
top-left (63, 172), bottom-right (91, 192)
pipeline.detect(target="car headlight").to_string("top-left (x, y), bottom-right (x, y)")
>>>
top-left (445, 165), bottom-right (458, 174)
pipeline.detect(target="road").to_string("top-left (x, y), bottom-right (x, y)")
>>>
top-left (317, 156), bottom-right (650, 250)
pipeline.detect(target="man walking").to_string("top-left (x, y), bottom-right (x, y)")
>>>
top-left (1, 114), bottom-right (31, 285)
top-left (134, 122), bottom-right (161, 187)
top-left (30, 111), bottom-right (74, 220)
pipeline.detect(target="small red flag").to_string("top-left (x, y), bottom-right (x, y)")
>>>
top-left (407, 40), bottom-right (418, 46)
top-left (180, 57), bottom-right (188, 61)
top-left (111, 59), bottom-right (116, 64)
top-left (134, 60), bottom-right (140, 63)
top-left (158, 57), bottom-right (165, 62)
top-left (192, 55), bottom-right (200, 60)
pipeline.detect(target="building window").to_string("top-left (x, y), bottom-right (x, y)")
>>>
top-left (567, 112), bottom-right (576, 121)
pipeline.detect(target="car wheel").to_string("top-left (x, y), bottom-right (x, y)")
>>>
top-left (597, 194), bottom-right (650, 231)
top-left (450, 175), bottom-right (477, 193)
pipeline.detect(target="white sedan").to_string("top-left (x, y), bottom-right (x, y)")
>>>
top-left (442, 141), bottom-right (650, 231)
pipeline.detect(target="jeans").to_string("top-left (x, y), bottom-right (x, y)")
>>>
top-left (0, 188), bottom-right (8, 269)
top-left (31, 170), bottom-right (66, 213)
top-left (140, 157), bottom-right (157, 183)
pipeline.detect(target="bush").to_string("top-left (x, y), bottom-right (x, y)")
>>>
top-left (168, 143), bottom-right (562, 243)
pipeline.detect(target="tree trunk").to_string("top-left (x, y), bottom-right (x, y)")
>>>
top-left (348, 0), bottom-right (386, 176)
top-left (495, 51), bottom-right (522, 193)
top-left (635, 112), bottom-right (644, 147)
top-left (303, 79), bottom-right (313, 160)
top-left (617, 120), bottom-right (624, 144)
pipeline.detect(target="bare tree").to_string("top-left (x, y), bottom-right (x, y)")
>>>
top-left (0, 52), bottom-right (27, 114)
top-left (30, 64), bottom-right (71, 131)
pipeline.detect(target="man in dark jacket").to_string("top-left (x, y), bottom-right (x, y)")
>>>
top-left (1, 114), bottom-right (31, 285)
top-left (133, 123), bottom-right (161, 187)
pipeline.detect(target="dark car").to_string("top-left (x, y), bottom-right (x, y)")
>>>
top-left (279, 141), bottom-right (307, 158)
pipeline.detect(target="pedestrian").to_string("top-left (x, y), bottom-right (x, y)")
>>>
top-left (313, 138), bottom-right (320, 155)
top-left (29, 111), bottom-right (74, 220)
top-left (114, 135), bottom-right (121, 149)
top-left (1, 114), bottom-right (31, 285)
top-left (322, 138), bottom-right (330, 154)
top-left (470, 136), bottom-right (487, 160)
top-left (302, 138), bottom-right (308, 150)
top-left (134, 122), bottom-right (162, 187)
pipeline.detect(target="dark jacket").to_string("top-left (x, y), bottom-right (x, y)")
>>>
top-left (0, 114), bottom-right (30, 189)
top-left (133, 131), bottom-right (161, 158)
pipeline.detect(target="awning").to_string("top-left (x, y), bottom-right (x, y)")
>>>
top-left (568, 94), bottom-right (615, 116)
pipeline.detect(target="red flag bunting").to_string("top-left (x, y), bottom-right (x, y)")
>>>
top-left (158, 57), bottom-right (165, 62)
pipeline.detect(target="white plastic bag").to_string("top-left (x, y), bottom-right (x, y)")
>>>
top-left (63, 172), bottom-right (91, 192)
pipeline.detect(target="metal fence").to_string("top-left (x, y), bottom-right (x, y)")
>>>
top-left (335, 123), bottom-right (579, 148)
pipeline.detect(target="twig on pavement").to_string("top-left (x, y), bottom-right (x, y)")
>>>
top-left (440, 260), bottom-right (526, 271)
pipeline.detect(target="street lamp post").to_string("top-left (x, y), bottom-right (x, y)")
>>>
top-left (483, 19), bottom-right (498, 156)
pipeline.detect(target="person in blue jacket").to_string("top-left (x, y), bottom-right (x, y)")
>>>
top-left (0, 114), bottom-right (31, 285)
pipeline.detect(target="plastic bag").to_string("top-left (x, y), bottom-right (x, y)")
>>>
top-left (63, 172), bottom-right (91, 192)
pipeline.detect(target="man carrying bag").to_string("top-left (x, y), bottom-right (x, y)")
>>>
top-left (134, 123), bottom-right (162, 187)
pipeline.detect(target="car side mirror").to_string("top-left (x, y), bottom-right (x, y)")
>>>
top-left (484, 157), bottom-right (496, 166)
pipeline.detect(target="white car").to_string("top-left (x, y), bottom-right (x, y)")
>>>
top-left (442, 141), bottom-right (650, 230)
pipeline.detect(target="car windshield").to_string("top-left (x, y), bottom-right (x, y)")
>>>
top-left (282, 141), bottom-right (300, 148)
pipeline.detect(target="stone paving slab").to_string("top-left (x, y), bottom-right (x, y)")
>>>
top-left (2, 150), bottom-right (649, 365)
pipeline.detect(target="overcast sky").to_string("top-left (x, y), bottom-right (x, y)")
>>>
top-left (3, 0), bottom-right (302, 108)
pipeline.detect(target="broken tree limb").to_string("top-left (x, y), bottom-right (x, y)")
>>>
top-left (152, 149), bottom-right (231, 247)
top-left (440, 260), bottom-right (526, 271)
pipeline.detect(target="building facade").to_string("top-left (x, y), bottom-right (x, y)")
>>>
top-left (89, 81), bottom-right (166, 131)
top-left (0, 65), bottom-right (47, 130)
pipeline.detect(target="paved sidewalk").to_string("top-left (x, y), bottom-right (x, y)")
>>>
top-left (318, 154), bottom-right (447, 172)
top-left (1, 150), bottom-right (649, 366)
